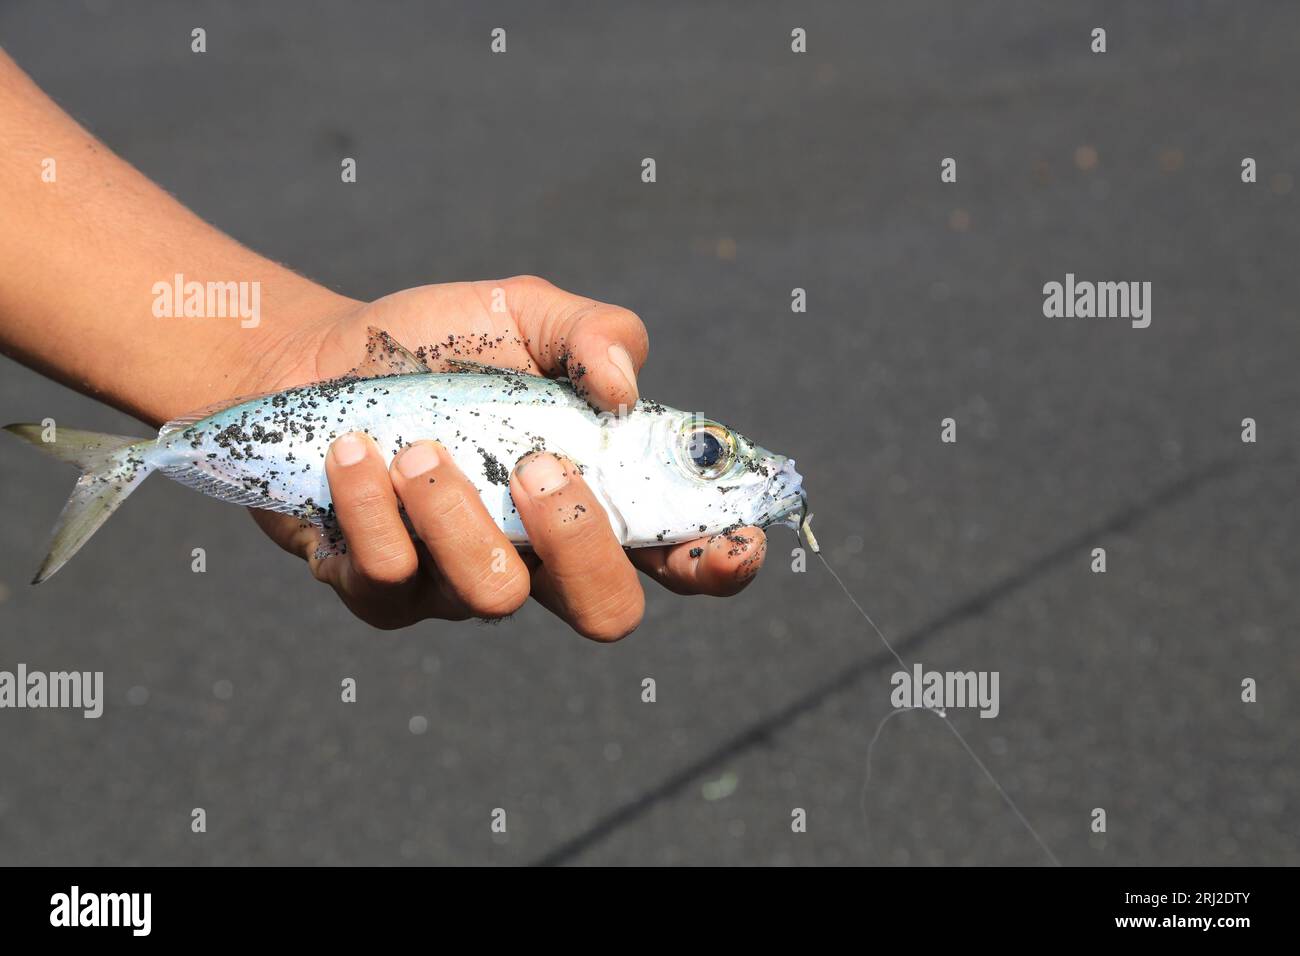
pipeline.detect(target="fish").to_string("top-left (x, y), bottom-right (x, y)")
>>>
top-left (5, 328), bottom-right (812, 584)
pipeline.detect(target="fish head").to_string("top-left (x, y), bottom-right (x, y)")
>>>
top-left (600, 406), bottom-right (807, 545)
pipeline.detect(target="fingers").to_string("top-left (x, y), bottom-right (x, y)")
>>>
top-left (288, 431), bottom-right (756, 637)
top-left (322, 432), bottom-right (421, 598)
top-left (510, 452), bottom-right (644, 642)
top-left (629, 526), bottom-right (768, 597)
top-left (488, 275), bottom-right (649, 413)
top-left (389, 441), bottom-right (531, 619)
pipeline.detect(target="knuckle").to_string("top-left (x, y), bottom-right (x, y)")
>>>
top-left (338, 482), bottom-right (394, 522)
top-left (423, 485), bottom-right (474, 525)
top-left (572, 584), bottom-right (645, 643)
top-left (354, 545), bottom-right (418, 588)
top-left (504, 274), bottom-right (553, 293)
top-left (363, 613), bottom-right (410, 632)
top-left (464, 566), bottom-right (531, 619)
top-left (407, 485), bottom-right (490, 547)
top-left (607, 303), bottom-right (646, 331)
top-left (544, 499), bottom-right (610, 550)
top-left (567, 311), bottom-right (649, 378)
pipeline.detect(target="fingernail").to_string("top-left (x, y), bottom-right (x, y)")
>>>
top-left (331, 432), bottom-right (369, 467)
top-left (515, 452), bottom-right (568, 497)
top-left (397, 442), bottom-right (441, 479)
top-left (607, 344), bottom-right (638, 397)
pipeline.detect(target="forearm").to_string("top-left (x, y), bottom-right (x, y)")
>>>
top-left (0, 49), bottom-right (356, 426)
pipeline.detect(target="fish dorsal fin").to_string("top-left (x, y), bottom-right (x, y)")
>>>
top-left (350, 327), bottom-right (430, 378)
top-left (443, 358), bottom-right (528, 377)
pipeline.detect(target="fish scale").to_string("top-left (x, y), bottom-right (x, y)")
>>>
top-left (159, 371), bottom-right (606, 542)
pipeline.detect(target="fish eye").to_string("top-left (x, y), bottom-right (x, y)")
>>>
top-left (679, 421), bottom-right (735, 479)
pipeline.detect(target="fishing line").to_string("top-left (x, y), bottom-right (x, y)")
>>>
top-left (814, 548), bottom-right (1062, 867)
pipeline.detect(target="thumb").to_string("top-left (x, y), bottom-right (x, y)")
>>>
top-left (486, 275), bottom-right (649, 413)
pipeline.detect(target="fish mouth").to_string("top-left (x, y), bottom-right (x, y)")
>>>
top-left (760, 457), bottom-right (817, 551)
top-left (762, 457), bottom-right (805, 527)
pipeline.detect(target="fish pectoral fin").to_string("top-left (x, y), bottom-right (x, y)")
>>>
top-left (348, 327), bottom-right (431, 378)
top-left (583, 465), bottom-right (629, 546)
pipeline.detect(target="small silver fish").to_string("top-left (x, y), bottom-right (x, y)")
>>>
top-left (6, 329), bottom-right (810, 583)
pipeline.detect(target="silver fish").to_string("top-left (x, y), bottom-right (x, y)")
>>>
top-left (5, 329), bottom-right (810, 583)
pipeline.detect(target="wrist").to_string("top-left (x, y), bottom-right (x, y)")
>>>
top-left (164, 278), bottom-right (360, 426)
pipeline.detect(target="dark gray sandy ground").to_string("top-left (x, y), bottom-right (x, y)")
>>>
top-left (0, 1), bottom-right (1296, 865)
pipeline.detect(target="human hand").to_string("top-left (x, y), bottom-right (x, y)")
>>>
top-left (247, 276), bottom-right (768, 638)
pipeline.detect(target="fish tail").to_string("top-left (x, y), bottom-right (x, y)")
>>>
top-left (4, 423), bottom-right (157, 584)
